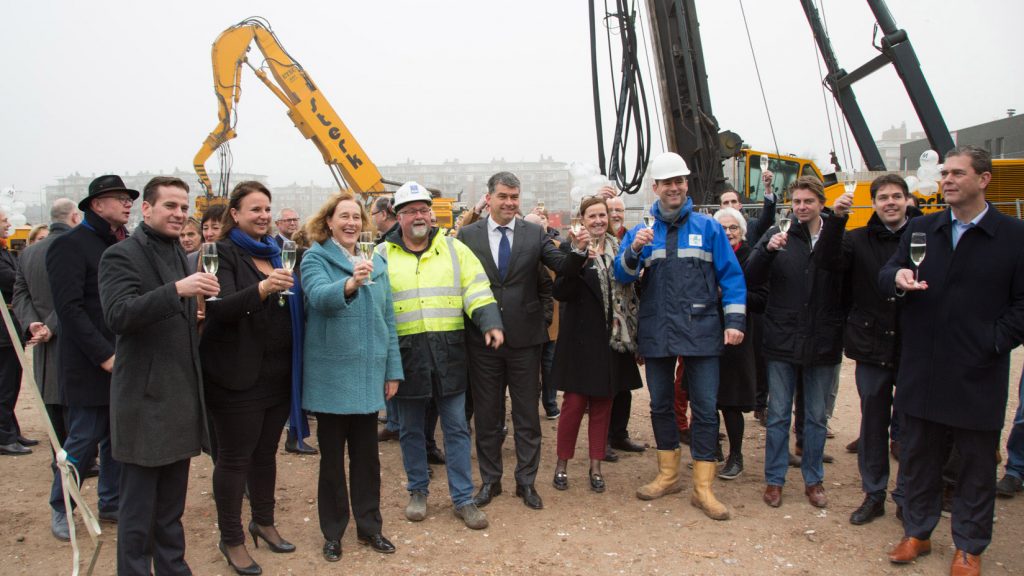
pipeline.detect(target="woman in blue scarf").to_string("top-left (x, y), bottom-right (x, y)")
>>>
top-left (200, 181), bottom-right (303, 575)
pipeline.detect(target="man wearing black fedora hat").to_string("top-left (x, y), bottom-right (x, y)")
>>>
top-left (44, 174), bottom-right (137, 541)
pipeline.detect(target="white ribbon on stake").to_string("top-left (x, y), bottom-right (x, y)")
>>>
top-left (0, 291), bottom-right (103, 575)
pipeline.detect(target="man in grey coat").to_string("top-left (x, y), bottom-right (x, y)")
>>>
top-left (13, 198), bottom-right (81, 447)
top-left (99, 176), bottom-right (219, 575)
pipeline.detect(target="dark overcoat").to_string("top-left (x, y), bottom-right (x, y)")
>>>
top-left (45, 212), bottom-right (119, 407)
top-left (13, 222), bottom-right (70, 404)
top-left (99, 226), bottom-right (205, 467)
top-left (879, 206), bottom-right (1024, 431)
top-left (718, 242), bottom-right (764, 409)
top-left (550, 248), bottom-right (641, 398)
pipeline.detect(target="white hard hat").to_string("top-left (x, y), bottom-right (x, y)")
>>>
top-left (649, 152), bottom-right (690, 180)
top-left (393, 181), bottom-right (433, 210)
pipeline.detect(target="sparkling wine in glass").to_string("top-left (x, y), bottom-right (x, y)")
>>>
top-left (642, 211), bottom-right (655, 229)
top-left (570, 216), bottom-right (582, 236)
top-left (760, 154), bottom-right (770, 173)
top-left (358, 232), bottom-right (376, 285)
top-left (910, 232), bottom-right (927, 283)
top-left (279, 240), bottom-right (296, 296)
top-left (201, 243), bottom-right (220, 301)
top-left (843, 179), bottom-right (857, 195)
top-left (776, 208), bottom-right (792, 251)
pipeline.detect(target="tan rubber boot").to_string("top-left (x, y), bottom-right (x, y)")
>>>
top-left (691, 460), bottom-right (730, 520)
top-left (636, 448), bottom-right (683, 500)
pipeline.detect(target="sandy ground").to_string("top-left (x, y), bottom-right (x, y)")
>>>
top-left (2, 352), bottom-right (1023, 576)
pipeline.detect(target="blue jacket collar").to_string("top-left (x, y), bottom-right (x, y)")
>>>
top-left (651, 196), bottom-right (693, 224)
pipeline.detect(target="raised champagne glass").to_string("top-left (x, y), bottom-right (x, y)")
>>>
top-left (279, 240), bottom-right (296, 296)
top-left (358, 231), bottom-right (376, 285)
top-left (201, 242), bottom-right (220, 301)
top-left (776, 207), bottom-right (792, 251)
top-left (642, 210), bottom-right (655, 229)
top-left (910, 232), bottom-right (926, 284)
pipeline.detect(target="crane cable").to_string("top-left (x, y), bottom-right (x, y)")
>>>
top-left (591, 0), bottom-right (653, 195)
top-left (813, 0), bottom-right (856, 172)
top-left (737, 0), bottom-right (780, 157)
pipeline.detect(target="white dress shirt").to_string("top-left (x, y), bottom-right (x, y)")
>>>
top-left (487, 216), bottom-right (517, 268)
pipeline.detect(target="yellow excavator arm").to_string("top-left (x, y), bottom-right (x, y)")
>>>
top-left (194, 17), bottom-right (386, 206)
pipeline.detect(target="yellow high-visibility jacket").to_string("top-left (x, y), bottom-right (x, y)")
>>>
top-left (382, 231), bottom-right (499, 336)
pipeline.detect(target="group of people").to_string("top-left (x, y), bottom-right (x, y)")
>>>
top-left (0, 144), bottom-right (1020, 576)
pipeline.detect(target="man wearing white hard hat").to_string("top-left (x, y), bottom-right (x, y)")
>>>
top-left (381, 181), bottom-right (503, 530)
top-left (613, 152), bottom-right (747, 520)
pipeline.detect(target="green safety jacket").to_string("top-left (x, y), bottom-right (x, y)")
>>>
top-left (382, 228), bottom-right (502, 399)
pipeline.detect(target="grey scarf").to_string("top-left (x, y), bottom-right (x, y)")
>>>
top-left (592, 234), bottom-right (639, 353)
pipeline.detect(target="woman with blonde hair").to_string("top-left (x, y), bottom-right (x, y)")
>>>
top-left (301, 192), bottom-right (402, 562)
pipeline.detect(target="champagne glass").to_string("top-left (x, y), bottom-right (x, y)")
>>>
top-left (537, 200), bottom-right (545, 211)
top-left (843, 178), bottom-right (857, 196)
top-left (760, 154), bottom-right (770, 173)
top-left (358, 231), bottom-right (376, 285)
top-left (201, 243), bottom-right (220, 301)
top-left (279, 240), bottom-right (296, 296)
top-left (776, 207), bottom-right (792, 251)
top-left (642, 210), bottom-right (655, 229)
top-left (570, 215), bottom-right (583, 236)
top-left (909, 232), bottom-right (927, 284)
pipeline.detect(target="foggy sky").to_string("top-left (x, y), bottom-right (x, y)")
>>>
top-left (1, 0), bottom-right (1020, 202)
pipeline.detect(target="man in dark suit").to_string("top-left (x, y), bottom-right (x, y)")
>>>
top-left (0, 207), bottom-right (31, 455)
top-left (99, 176), bottom-right (217, 575)
top-left (45, 174), bottom-right (136, 541)
top-left (881, 146), bottom-right (1024, 576)
top-left (273, 207), bottom-right (300, 247)
top-left (458, 172), bottom-right (565, 510)
top-left (13, 198), bottom-right (81, 450)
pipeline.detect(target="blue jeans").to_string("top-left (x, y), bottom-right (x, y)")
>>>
top-left (539, 340), bottom-right (558, 415)
top-left (1005, 371), bottom-right (1024, 480)
top-left (384, 398), bottom-right (399, 433)
top-left (50, 405), bottom-right (121, 515)
top-left (646, 356), bottom-right (719, 461)
top-left (765, 361), bottom-right (831, 487)
top-left (395, 393), bottom-right (475, 508)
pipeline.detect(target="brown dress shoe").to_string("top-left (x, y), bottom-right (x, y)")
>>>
top-left (888, 536), bottom-right (931, 564)
top-left (846, 438), bottom-right (859, 453)
top-left (950, 550), bottom-right (981, 576)
top-left (763, 484), bottom-right (782, 508)
top-left (804, 483), bottom-right (827, 508)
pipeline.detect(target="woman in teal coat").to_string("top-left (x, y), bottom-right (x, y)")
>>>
top-left (301, 192), bottom-right (403, 563)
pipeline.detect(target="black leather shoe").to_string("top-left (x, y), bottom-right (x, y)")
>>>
top-left (284, 435), bottom-right (318, 455)
top-left (0, 442), bottom-right (31, 455)
top-left (553, 470), bottom-right (568, 491)
top-left (219, 541), bottom-right (262, 575)
top-left (473, 482), bottom-right (502, 507)
top-left (322, 539), bottom-right (341, 562)
top-left (609, 437), bottom-right (646, 452)
top-left (81, 462), bottom-right (100, 479)
top-left (602, 447), bottom-right (620, 463)
top-left (515, 484), bottom-right (544, 510)
top-left (849, 495), bottom-right (885, 525)
top-left (426, 446), bottom-right (446, 465)
top-left (589, 471), bottom-right (606, 493)
top-left (16, 435), bottom-right (39, 447)
top-left (248, 521), bottom-right (296, 553)
top-left (357, 533), bottom-right (396, 554)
